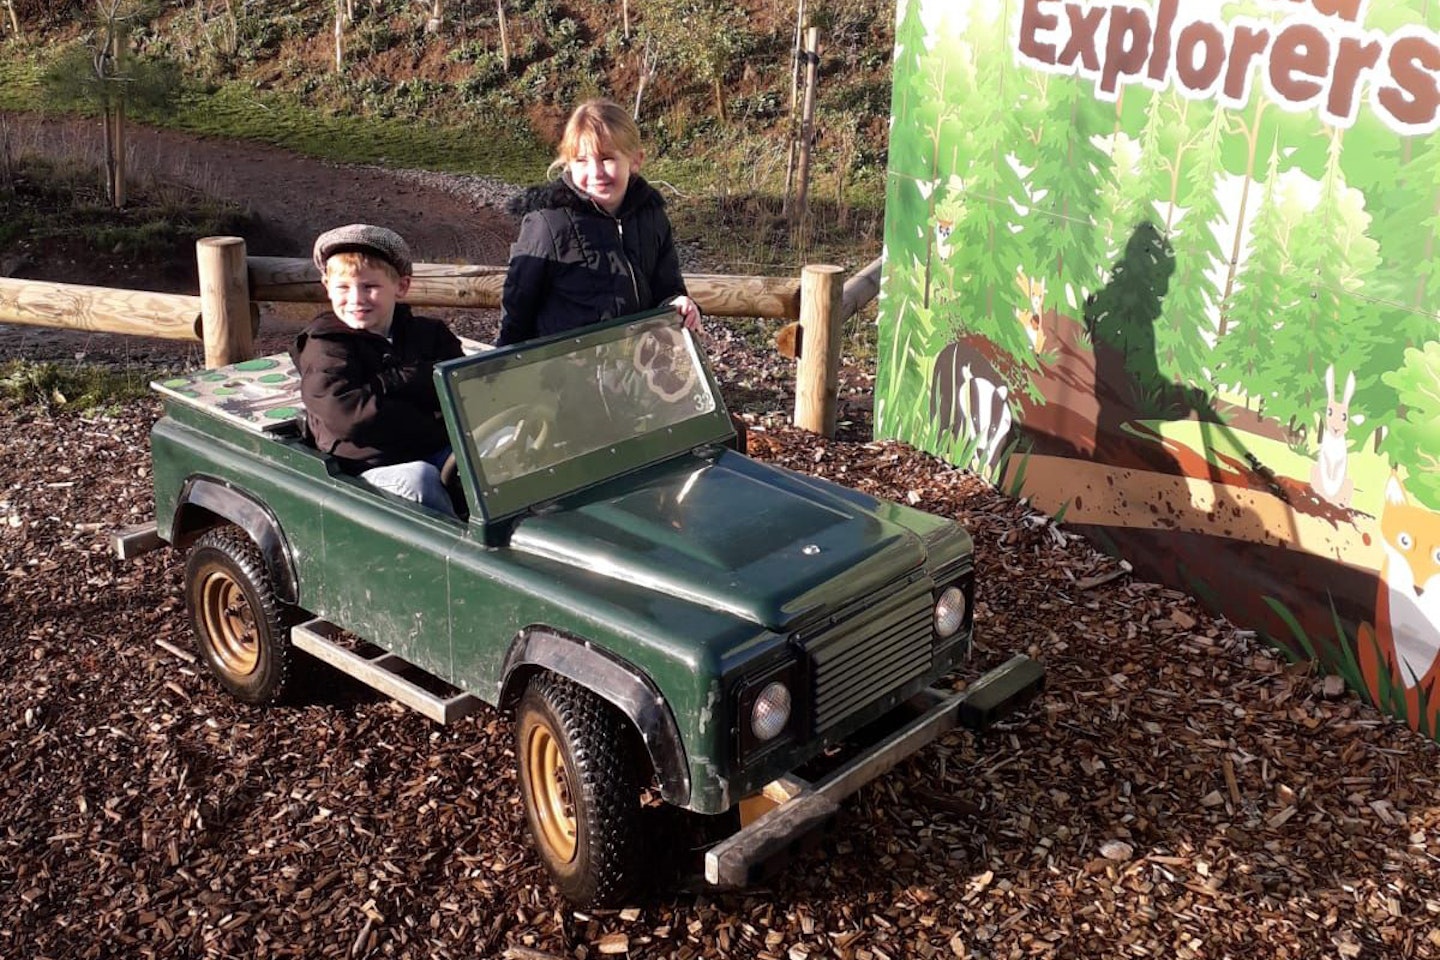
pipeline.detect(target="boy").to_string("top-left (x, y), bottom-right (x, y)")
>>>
top-left (291, 223), bottom-right (463, 515)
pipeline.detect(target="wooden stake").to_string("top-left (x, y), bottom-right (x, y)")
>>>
top-left (110, 98), bottom-right (126, 208)
top-left (334, 0), bottom-right (344, 72)
top-left (197, 237), bottom-right (253, 368)
top-left (496, 0), bottom-right (509, 71)
top-left (780, 0), bottom-right (805, 217)
top-left (791, 28), bottom-right (820, 235)
top-left (794, 264), bottom-right (843, 437)
top-left (4, 0), bottom-right (22, 41)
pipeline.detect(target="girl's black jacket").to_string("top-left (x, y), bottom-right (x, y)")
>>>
top-left (498, 173), bottom-right (688, 346)
top-left (290, 305), bottom-right (463, 472)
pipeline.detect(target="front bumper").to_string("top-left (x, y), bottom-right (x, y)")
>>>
top-left (705, 654), bottom-right (1045, 886)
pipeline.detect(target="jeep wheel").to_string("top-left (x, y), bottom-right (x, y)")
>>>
top-left (516, 673), bottom-right (641, 906)
top-left (184, 526), bottom-right (292, 706)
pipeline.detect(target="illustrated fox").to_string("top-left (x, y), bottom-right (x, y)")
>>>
top-left (1359, 474), bottom-right (1440, 733)
top-left (1015, 266), bottom-right (1053, 359)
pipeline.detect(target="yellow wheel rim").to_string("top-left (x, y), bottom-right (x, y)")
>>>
top-left (525, 721), bottom-right (577, 864)
top-left (198, 566), bottom-right (260, 677)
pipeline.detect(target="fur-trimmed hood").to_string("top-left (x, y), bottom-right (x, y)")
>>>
top-left (504, 173), bottom-right (666, 219)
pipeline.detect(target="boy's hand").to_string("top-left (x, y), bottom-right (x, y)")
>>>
top-left (671, 296), bottom-right (702, 332)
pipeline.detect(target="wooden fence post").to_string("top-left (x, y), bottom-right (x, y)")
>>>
top-left (794, 263), bottom-right (844, 437)
top-left (197, 236), bottom-right (253, 368)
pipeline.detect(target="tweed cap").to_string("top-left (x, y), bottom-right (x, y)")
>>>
top-left (312, 223), bottom-right (413, 276)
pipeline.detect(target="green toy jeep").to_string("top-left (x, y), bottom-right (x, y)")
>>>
top-left (116, 308), bottom-right (1043, 905)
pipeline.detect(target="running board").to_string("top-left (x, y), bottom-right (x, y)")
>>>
top-left (291, 618), bottom-right (482, 725)
top-left (112, 521), bottom-right (165, 559)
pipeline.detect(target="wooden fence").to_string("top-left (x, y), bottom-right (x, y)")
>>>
top-left (0, 236), bottom-right (882, 436)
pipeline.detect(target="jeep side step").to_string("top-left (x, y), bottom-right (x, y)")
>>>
top-left (705, 654), bottom-right (1044, 887)
top-left (112, 521), bottom-right (165, 559)
top-left (290, 618), bottom-right (483, 725)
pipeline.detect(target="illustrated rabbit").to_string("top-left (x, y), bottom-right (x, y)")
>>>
top-left (1310, 364), bottom-right (1355, 508)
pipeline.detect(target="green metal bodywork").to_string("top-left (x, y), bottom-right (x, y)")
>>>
top-left (150, 312), bottom-right (977, 815)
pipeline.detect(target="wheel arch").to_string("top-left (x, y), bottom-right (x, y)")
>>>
top-left (500, 628), bottom-right (690, 807)
top-left (171, 476), bottom-right (299, 606)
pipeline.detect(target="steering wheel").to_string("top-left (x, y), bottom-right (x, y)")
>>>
top-left (471, 405), bottom-right (553, 476)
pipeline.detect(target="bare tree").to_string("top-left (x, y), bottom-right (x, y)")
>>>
top-left (632, 35), bottom-right (659, 120)
top-left (41, 0), bottom-right (178, 207)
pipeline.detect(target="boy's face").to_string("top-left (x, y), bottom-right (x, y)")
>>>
top-left (568, 135), bottom-right (641, 215)
top-left (322, 261), bottom-right (410, 334)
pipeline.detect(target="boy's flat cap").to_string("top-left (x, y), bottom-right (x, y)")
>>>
top-left (312, 224), bottom-right (413, 276)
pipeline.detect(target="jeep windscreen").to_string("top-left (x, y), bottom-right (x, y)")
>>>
top-left (437, 309), bottom-right (736, 522)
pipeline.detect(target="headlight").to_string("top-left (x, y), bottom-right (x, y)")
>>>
top-left (934, 585), bottom-right (967, 639)
top-left (750, 681), bottom-right (792, 741)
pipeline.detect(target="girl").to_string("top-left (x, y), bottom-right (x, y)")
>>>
top-left (499, 99), bottom-right (701, 346)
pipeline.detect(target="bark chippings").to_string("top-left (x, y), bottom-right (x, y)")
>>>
top-left (3, 328), bottom-right (1439, 959)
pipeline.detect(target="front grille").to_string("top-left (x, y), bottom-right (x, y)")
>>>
top-left (804, 578), bottom-right (934, 733)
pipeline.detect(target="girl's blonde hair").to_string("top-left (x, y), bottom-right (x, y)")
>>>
top-left (548, 99), bottom-right (643, 178)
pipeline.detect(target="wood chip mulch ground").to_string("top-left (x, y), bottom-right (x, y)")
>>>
top-left (2, 322), bottom-right (1438, 960)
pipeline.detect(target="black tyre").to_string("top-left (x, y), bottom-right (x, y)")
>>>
top-left (183, 526), bottom-right (293, 706)
top-left (516, 673), bottom-right (642, 906)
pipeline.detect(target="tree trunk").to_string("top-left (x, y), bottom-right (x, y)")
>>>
top-left (426, 0), bottom-right (442, 33)
top-left (104, 28), bottom-right (125, 207)
top-left (496, 0), bottom-right (509, 71)
top-left (621, 0), bottom-right (629, 40)
top-left (632, 38), bottom-right (657, 121)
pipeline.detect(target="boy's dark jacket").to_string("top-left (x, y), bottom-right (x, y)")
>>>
top-left (291, 305), bottom-right (463, 472)
top-left (499, 173), bottom-right (687, 346)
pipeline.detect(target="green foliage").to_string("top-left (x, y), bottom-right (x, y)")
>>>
top-left (41, 42), bottom-right (181, 115)
top-left (637, 0), bottom-right (751, 118)
top-left (1382, 340), bottom-right (1440, 508)
top-left (0, 360), bottom-right (153, 411)
top-left (164, 82), bottom-right (546, 178)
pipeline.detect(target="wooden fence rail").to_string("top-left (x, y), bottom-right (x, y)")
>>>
top-left (0, 276), bottom-right (202, 341)
top-left (246, 256), bottom-right (806, 320)
top-left (1, 237), bottom-right (884, 437)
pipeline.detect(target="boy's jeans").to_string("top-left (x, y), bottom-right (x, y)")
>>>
top-left (359, 446), bottom-right (455, 517)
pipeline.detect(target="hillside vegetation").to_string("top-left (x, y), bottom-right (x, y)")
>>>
top-left (2, 0), bottom-right (895, 232)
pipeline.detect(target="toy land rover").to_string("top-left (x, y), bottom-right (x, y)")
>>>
top-left (116, 308), bottom-right (1043, 905)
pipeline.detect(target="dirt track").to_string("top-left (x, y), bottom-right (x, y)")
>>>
top-left (1, 112), bottom-right (518, 362)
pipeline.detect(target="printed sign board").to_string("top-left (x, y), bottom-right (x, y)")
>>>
top-left (878, 0), bottom-right (1440, 734)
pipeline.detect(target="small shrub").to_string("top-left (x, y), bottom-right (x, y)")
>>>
top-left (0, 360), bottom-right (153, 411)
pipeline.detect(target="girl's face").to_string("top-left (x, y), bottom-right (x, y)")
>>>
top-left (568, 136), bottom-right (641, 215)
